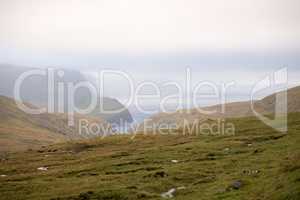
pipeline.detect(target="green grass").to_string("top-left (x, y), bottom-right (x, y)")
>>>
top-left (0, 113), bottom-right (300, 200)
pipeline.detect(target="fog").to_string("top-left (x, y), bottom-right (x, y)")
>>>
top-left (0, 0), bottom-right (299, 110)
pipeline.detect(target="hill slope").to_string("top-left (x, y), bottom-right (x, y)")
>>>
top-left (257, 85), bottom-right (300, 113)
top-left (0, 96), bottom-right (110, 152)
top-left (142, 86), bottom-right (300, 129)
top-left (0, 113), bottom-right (299, 199)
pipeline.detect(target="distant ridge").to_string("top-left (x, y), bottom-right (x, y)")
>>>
top-left (0, 64), bottom-right (133, 125)
top-left (142, 86), bottom-right (300, 129)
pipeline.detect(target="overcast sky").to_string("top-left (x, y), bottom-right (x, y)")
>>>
top-left (0, 0), bottom-right (299, 104)
top-left (1, 0), bottom-right (300, 52)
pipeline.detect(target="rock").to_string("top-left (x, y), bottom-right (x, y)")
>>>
top-left (171, 160), bottom-right (178, 163)
top-left (224, 148), bottom-right (230, 151)
top-left (0, 175), bottom-right (7, 177)
top-left (231, 180), bottom-right (243, 190)
top-left (161, 188), bottom-right (176, 198)
top-left (37, 167), bottom-right (48, 171)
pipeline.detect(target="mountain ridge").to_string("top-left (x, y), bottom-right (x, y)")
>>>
top-left (0, 64), bottom-right (133, 124)
top-left (0, 95), bottom-right (111, 152)
top-left (141, 85), bottom-right (300, 130)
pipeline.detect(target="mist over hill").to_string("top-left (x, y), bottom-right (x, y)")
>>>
top-left (0, 64), bottom-right (133, 125)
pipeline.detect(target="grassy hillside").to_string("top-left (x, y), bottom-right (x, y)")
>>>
top-left (0, 96), bottom-right (110, 152)
top-left (0, 113), bottom-right (299, 200)
top-left (143, 86), bottom-right (300, 129)
top-left (257, 86), bottom-right (300, 113)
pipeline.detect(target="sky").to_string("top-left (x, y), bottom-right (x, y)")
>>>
top-left (0, 0), bottom-right (300, 107)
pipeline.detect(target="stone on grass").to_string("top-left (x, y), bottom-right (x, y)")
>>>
top-left (37, 167), bottom-right (48, 171)
top-left (161, 188), bottom-right (176, 198)
top-left (232, 180), bottom-right (243, 190)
